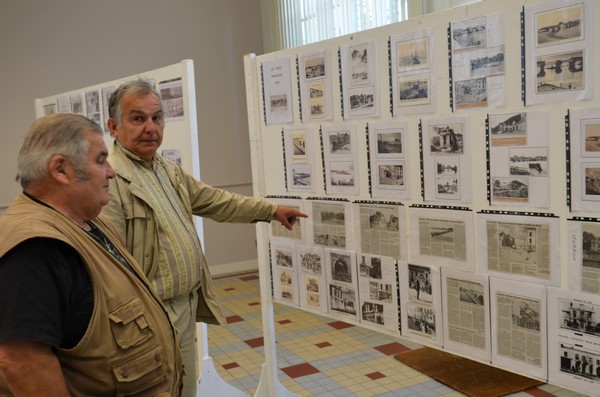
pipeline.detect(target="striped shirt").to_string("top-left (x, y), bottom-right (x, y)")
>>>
top-left (128, 154), bottom-right (203, 300)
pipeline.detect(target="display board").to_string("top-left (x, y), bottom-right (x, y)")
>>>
top-left (33, 60), bottom-right (204, 242)
top-left (245, 0), bottom-right (600, 395)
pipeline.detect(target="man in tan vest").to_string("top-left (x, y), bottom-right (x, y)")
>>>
top-left (101, 79), bottom-right (307, 396)
top-left (0, 113), bottom-right (183, 396)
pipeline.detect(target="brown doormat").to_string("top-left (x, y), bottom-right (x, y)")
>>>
top-left (394, 347), bottom-right (544, 397)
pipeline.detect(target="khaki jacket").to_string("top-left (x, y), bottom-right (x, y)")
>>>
top-left (0, 195), bottom-right (182, 396)
top-left (102, 142), bottom-right (277, 324)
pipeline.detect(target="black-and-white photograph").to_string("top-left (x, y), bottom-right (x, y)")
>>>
top-left (459, 285), bottom-right (485, 305)
top-left (582, 223), bottom-right (600, 273)
top-left (369, 281), bottom-right (393, 303)
top-left (320, 208), bottom-right (345, 225)
top-left (583, 165), bottom-right (600, 197)
top-left (300, 251), bottom-right (322, 275)
top-left (470, 46), bottom-right (505, 78)
top-left (281, 285), bottom-right (293, 301)
top-left (378, 164), bottom-right (404, 187)
top-left (306, 275), bottom-right (320, 293)
top-left (559, 298), bottom-right (600, 337)
top-left (398, 77), bottom-right (430, 105)
top-left (160, 83), bottom-right (184, 119)
top-left (408, 264), bottom-right (432, 303)
top-left (490, 112), bottom-right (527, 146)
top-left (70, 93), bottom-right (83, 114)
top-left (452, 17), bottom-right (487, 50)
top-left (292, 164), bottom-right (312, 187)
top-left (492, 223), bottom-right (540, 262)
top-left (349, 86), bottom-right (374, 110)
top-left (407, 304), bottom-right (436, 336)
top-left (280, 270), bottom-right (292, 285)
top-left (275, 249), bottom-right (293, 268)
top-left (430, 225), bottom-right (456, 245)
top-left (314, 233), bottom-right (346, 248)
top-left (329, 130), bottom-right (351, 154)
top-left (509, 147), bottom-right (548, 177)
top-left (455, 77), bottom-right (487, 108)
top-left (329, 284), bottom-right (356, 315)
top-left (359, 255), bottom-right (382, 279)
top-left (396, 36), bottom-right (429, 72)
top-left (362, 301), bottom-right (385, 325)
top-left (582, 118), bottom-right (600, 156)
top-left (492, 177), bottom-right (529, 202)
top-left (350, 43), bottom-right (369, 85)
top-left (292, 130), bottom-right (306, 158)
top-left (437, 177), bottom-right (460, 198)
top-left (330, 252), bottom-right (352, 283)
top-left (307, 291), bottom-right (320, 308)
top-left (270, 93), bottom-right (288, 113)
top-left (535, 4), bottom-right (583, 47)
top-left (512, 298), bottom-right (541, 331)
top-left (305, 56), bottom-right (326, 79)
top-left (558, 342), bottom-right (600, 381)
top-left (430, 124), bottom-right (464, 154)
top-left (368, 209), bottom-right (400, 233)
top-left (329, 161), bottom-right (355, 187)
top-left (377, 131), bottom-right (403, 154)
top-left (536, 50), bottom-right (584, 93)
top-left (436, 157), bottom-right (459, 177)
top-left (309, 82), bottom-right (325, 117)
top-left (85, 90), bottom-right (101, 125)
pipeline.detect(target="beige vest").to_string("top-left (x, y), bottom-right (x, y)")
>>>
top-left (0, 195), bottom-right (182, 396)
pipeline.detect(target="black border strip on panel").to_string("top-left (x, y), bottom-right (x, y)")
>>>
top-left (354, 200), bottom-right (404, 206)
top-left (388, 37), bottom-right (394, 116)
top-left (447, 23), bottom-right (454, 112)
top-left (260, 63), bottom-right (267, 125)
top-left (410, 204), bottom-right (471, 212)
top-left (307, 196), bottom-right (350, 202)
top-left (268, 241), bottom-right (274, 298)
top-left (296, 56), bottom-right (303, 122)
top-left (565, 110), bottom-right (572, 211)
top-left (365, 123), bottom-right (372, 197)
top-left (485, 114), bottom-right (491, 205)
top-left (568, 217), bottom-right (600, 223)
top-left (520, 6), bottom-right (526, 105)
top-left (338, 47), bottom-right (345, 120)
top-left (418, 119), bottom-right (425, 200)
top-left (478, 209), bottom-right (558, 218)
top-left (281, 129), bottom-right (288, 191)
top-left (319, 126), bottom-right (327, 194)
top-left (395, 260), bottom-right (401, 333)
top-left (266, 195), bottom-right (303, 200)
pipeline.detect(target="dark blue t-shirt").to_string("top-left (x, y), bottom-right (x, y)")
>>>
top-left (0, 237), bottom-right (93, 350)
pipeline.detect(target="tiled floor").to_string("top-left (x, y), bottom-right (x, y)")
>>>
top-left (205, 272), bottom-right (588, 397)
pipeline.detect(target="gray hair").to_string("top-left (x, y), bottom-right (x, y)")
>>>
top-left (16, 113), bottom-right (103, 188)
top-left (108, 78), bottom-right (162, 127)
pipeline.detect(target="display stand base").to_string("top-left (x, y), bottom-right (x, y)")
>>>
top-left (254, 364), bottom-right (299, 397)
top-left (196, 356), bottom-right (248, 397)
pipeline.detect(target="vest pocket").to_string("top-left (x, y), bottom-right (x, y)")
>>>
top-left (109, 298), bottom-right (153, 349)
top-left (112, 345), bottom-right (167, 396)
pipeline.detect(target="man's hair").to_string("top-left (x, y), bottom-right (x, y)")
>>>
top-left (108, 78), bottom-right (162, 126)
top-left (16, 113), bottom-right (103, 188)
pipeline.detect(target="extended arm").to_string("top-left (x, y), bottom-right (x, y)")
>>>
top-left (0, 340), bottom-right (70, 396)
top-left (272, 205), bottom-right (309, 231)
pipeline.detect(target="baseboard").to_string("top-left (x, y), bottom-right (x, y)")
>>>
top-left (209, 259), bottom-right (259, 277)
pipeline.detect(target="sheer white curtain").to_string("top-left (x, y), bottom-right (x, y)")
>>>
top-left (261, 0), bottom-right (408, 51)
top-left (260, 0), bottom-right (480, 52)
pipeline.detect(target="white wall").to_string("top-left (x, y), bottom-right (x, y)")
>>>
top-left (0, 0), bottom-right (264, 270)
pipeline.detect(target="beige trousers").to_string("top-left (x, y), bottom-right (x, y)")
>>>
top-left (165, 289), bottom-right (199, 397)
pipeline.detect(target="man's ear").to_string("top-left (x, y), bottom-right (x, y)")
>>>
top-left (48, 155), bottom-right (71, 185)
top-left (107, 118), bottom-right (118, 138)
